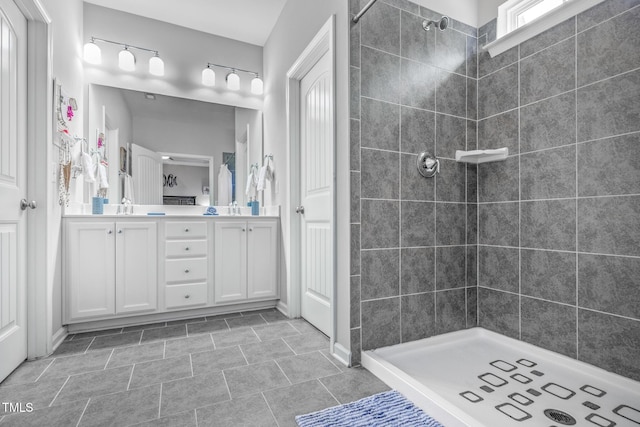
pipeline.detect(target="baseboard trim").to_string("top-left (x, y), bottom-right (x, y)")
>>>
top-left (49, 326), bottom-right (68, 356)
top-left (331, 341), bottom-right (351, 367)
top-left (276, 300), bottom-right (289, 317)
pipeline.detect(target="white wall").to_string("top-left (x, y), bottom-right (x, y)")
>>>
top-left (478, 0), bottom-right (506, 27)
top-left (263, 0), bottom-right (351, 354)
top-left (83, 3), bottom-right (263, 111)
top-left (162, 164), bottom-right (209, 198)
top-left (40, 0), bottom-right (85, 342)
top-left (412, 0), bottom-right (479, 26)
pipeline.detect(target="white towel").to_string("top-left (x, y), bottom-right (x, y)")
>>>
top-left (123, 174), bottom-right (135, 203)
top-left (98, 163), bottom-right (109, 189)
top-left (217, 164), bottom-right (232, 205)
top-left (256, 165), bottom-right (268, 191)
top-left (257, 158), bottom-right (277, 193)
top-left (245, 171), bottom-right (257, 198)
top-left (82, 152), bottom-right (95, 183)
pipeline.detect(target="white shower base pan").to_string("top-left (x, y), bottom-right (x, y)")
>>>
top-left (362, 327), bottom-right (640, 427)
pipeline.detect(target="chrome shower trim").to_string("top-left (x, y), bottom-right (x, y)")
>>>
top-left (423, 16), bottom-right (450, 31)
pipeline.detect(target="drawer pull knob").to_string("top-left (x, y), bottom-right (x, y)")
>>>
top-left (107, 230), bottom-right (113, 235)
top-left (185, 247), bottom-right (190, 251)
top-left (118, 229), bottom-right (123, 234)
top-left (184, 294), bottom-right (190, 299)
top-left (185, 228), bottom-right (190, 232)
top-left (249, 228), bottom-right (253, 232)
top-left (185, 269), bottom-right (190, 273)
top-left (242, 228), bottom-right (246, 232)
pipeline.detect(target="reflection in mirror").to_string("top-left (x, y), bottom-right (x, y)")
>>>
top-left (86, 84), bottom-right (263, 206)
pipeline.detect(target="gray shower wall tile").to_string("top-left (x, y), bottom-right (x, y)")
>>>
top-left (467, 36), bottom-right (478, 79)
top-left (577, 68), bottom-right (640, 142)
top-left (578, 195), bottom-right (640, 256)
top-left (521, 199), bottom-right (576, 251)
top-left (479, 202), bottom-right (519, 247)
top-left (350, 119), bottom-right (360, 171)
top-left (401, 201), bottom-right (435, 247)
top-left (453, 19), bottom-right (478, 38)
top-left (521, 298), bottom-right (577, 359)
top-left (478, 19), bottom-right (497, 44)
top-left (577, 6), bottom-right (640, 86)
top-left (350, 0), bottom-right (361, 68)
top-left (478, 45), bottom-right (518, 79)
top-left (401, 293), bottom-right (435, 342)
top-left (361, 0), bottom-right (400, 55)
top-left (401, 247), bottom-right (435, 295)
top-left (467, 120), bottom-right (477, 152)
top-left (579, 309), bottom-right (640, 382)
top-left (520, 145), bottom-right (576, 200)
top-left (381, 0), bottom-right (419, 14)
top-left (435, 114), bottom-right (466, 159)
top-left (361, 46), bottom-right (400, 104)
top-left (466, 246), bottom-right (477, 288)
top-left (401, 106), bottom-right (434, 154)
top-left (478, 156), bottom-right (519, 202)
top-left (579, 254), bottom-right (640, 319)
top-left (521, 249), bottom-right (576, 305)
top-left (467, 203), bottom-right (477, 244)
top-left (436, 160), bottom-right (466, 203)
top-left (520, 17), bottom-right (575, 59)
top-left (350, 172), bottom-right (360, 223)
top-left (350, 66), bottom-right (360, 119)
top-left (401, 10), bottom-right (436, 66)
top-left (520, 92), bottom-right (576, 153)
top-left (478, 246), bottom-right (519, 293)
top-left (350, 276), bottom-right (360, 328)
top-left (466, 288), bottom-right (478, 328)
top-left (400, 59), bottom-right (436, 111)
top-left (478, 63), bottom-right (519, 119)
top-left (467, 78), bottom-right (477, 120)
top-left (361, 149), bottom-right (399, 199)
top-left (435, 203), bottom-right (466, 246)
top-left (478, 288), bottom-right (520, 339)
top-left (477, 109), bottom-right (519, 155)
top-left (361, 249), bottom-right (400, 300)
top-left (361, 297), bottom-right (401, 350)
top-left (401, 153), bottom-right (435, 201)
top-left (436, 246), bottom-right (466, 290)
top-left (520, 38), bottom-right (575, 105)
top-left (436, 70), bottom-right (467, 118)
top-left (578, 133), bottom-right (640, 197)
top-left (436, 289), bottom-right (467, 334)
top-left (467, 164), bottom-right (477, 203)
top-left (351, 328), bottom-right (361, 365)
top-left (419, 5), bottom-right (439, 21)
top-left (361, 199), bottom-right (399, 249)
top-left (577, 0), bottom-right (640, 32)
top-left (361, 98), bottom-right (399, 151)
top-left (435, 26), bottom-right (468, 76)
top-left (351, 224), bottom-right (360, 275)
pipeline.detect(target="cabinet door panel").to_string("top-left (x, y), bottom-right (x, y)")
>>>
top-left (65, 222), bottom-right (115, 320)
top-left (115, 222), bottom-right (157, 314)
top-left (214, 222), bottom-right (247, 303)
top-left (247, 221), bottom-right (278, 299)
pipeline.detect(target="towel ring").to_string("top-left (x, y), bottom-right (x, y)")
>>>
top-left (416, 152), bottom-right (439, 178)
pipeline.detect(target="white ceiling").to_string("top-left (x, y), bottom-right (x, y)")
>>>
top-left (83, 0), bottom-right (288, 46)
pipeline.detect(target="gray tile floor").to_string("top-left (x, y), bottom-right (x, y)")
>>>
top-left (0, 309), bottom-right (389, 426)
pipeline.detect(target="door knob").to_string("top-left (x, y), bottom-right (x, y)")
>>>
top-left (20, 199), bottom-right (37, 210)
top-left (295, 206), bottom-right (305, 214)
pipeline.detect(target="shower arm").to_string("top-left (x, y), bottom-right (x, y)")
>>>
top-left (352, 0), bottom-right (379, 23)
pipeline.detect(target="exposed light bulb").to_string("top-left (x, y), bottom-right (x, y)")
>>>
top-left (202, 66), bottom-right (216, 87)
top-left (83, 40), bottom-right (102, 65)
top-left (148, 53), bottom-right (164, 76)
top-left (226, 71), bottom-right (240, 91)
top-left (118, 47), bottom-right (136, 72)
top-left (251, 75), bottom-right (264, 95)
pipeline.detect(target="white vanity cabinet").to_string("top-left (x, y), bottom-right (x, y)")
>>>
top-left (214, 219), bottom-right (278, 304)
top-left (163, 221), bottom-right (209, 309)
top-left (64, 220), bottom-right (157, 322)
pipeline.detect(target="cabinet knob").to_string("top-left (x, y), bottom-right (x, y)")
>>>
top-left (185, 247), bottom-right (190, 251)
top-left (107, 230), bottom-right (113, 235)
top-left (118, 229), bottom-right (123, 234)
top-left (249, 228), bottom-right (253, 232)
top-left (184, 228), bottom-right (190, 232)
top-left (242, 228), bottom-right (246, 232)
top-left (185, 269), bottom-right (190, 273)
top-left (184, 294), bottom-right (190, 299)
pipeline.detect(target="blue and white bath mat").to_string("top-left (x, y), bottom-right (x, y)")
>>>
top-left (295, 390), bottom-right (444, 427)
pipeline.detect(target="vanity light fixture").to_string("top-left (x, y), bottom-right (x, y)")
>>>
top-left (202, 62), bottom-right (263, 94)
top-left (84, 36), bottom-right (164, 76)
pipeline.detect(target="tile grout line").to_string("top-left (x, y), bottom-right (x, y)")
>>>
top-left (220, 370), bottom-right (232, 401)
top-left (273, 359), bottom-right (293, 386)
top-left (574, 18), bottom-right (580, 361)
top-left (74, 398), bottom-right (91, 427)
top-left (360, 95), bottom-right (470, 121)
top-left (317, 378), bottom-right (342, 405)
top-left (48, 375), bottom-right (71, 407)
top-left (157, 383), bottom-right (163, 419)
top-left (126, 363), bottom-right (135, 391)
top-left (103, 348), bottom-right (115, 370)
top-left (260, 392), bottom-right (281, 427)
top-left (517, 41), bottom-right (522, 342)
top-left (34, 359), bottom-right (55, 382)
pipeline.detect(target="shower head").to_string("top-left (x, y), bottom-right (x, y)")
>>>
top-left (422, 16), bottom-right (449, 31)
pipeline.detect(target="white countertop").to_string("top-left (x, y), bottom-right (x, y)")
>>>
top-left (63, 203), bottom-right (280, 218)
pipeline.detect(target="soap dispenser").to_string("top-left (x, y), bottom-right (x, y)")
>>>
top-left (251, 198), bottom-right (259, 216)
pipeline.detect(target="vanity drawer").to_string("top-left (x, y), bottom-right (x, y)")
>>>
top-left (165, 240), bottom-right (208, 258)
top-left (165, 221), bottom-right (207, 239)
top-left (165, 258), bottom-right (207, 283)
top-left (165, 283), bottom-right (207, 309)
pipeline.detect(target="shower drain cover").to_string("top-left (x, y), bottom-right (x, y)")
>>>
top-left (544, 409), bottom-right (577, 425)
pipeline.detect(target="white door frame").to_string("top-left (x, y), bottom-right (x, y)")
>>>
top-left (286, 16), bottom-right (336, 342)
top-left (15, 0), bottom-right (52, 359)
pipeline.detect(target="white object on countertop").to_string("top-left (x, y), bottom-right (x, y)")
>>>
top-left (455, 147), bottom-right (508, 164)
top-left (217, 164), bottom-right (232, 206)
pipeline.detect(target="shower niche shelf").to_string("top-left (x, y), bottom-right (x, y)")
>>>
top-left (455, 147), bottom-right (508, 164)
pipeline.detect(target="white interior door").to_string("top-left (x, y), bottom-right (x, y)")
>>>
top-left (0, 0), bottom-right (28, 382)
top-left (299, 51), bottom-right (333, 336)
top-left (130, 143), bottom-right (162, 204)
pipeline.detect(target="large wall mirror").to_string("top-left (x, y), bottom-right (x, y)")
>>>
top-left (86, 84), bottom-right (263, 206)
